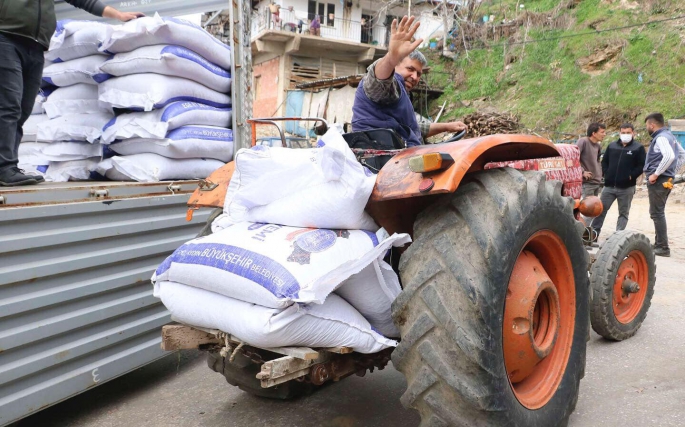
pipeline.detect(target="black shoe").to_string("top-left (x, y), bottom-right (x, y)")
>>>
top-left (0, 166), bottom-right (44, 186)
top-left (654, 247), bottom-right (671, 257)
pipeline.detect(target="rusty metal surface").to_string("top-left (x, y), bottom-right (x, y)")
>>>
top-left (187, 162), bottom-right (235, 209)
top-left (0, 181), bottom-right (199, 208)
top-left (0, 192), bottom-right (207, 426)
top-left (369, 134), bottom-right (559, 202)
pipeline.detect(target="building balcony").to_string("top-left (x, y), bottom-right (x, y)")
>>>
top-left (251, 8), bottom-right (388, 61)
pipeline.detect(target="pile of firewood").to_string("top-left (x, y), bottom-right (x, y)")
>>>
top-left (463, 112), bottom-right (520, 137)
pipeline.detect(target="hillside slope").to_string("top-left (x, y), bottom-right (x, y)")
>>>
top-left (424, 0), bottom-right (685, 142)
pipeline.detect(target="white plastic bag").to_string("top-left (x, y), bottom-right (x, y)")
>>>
top-left (45, 158), bottom-right (100, 182)
top-left (31, 87), bottom-right (55, 115)
top-left (101, 101), bottom-right (232, 143)
top-left (37, 112), bottom-right (112, 143)
top-left (47, 20), bottom-right (114, 62)
top-left (335, 260), bottom-right (401, 338)
top-left (99, 45), bottom-right (231, 92)
top-left (42, 84), bottom-right (111, 119)
top-left (42, 55), bottom-right (111, 86)
top-left (97, 153), bottom-right (224, 182)
top-left (98, 74), bottom-right (231, 111)
top-left (152, 222), bottom-right (410, 309)
top-left (154, 281), bottom-right (397, 353)
top-left (225, 127), bottom-right (378, 231)
top-left (109, 126), bottom-right (234, 162)
top-left (99, 14), bottom-right (232, 70)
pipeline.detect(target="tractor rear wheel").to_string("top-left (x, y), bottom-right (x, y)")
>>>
top-left (589, 230), bottom-right (655, 341)
top-left (392, 168), bottom-right (588, 426)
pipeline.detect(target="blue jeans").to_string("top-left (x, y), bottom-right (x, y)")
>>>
top-left (0, 32), bottom-right (45, 172)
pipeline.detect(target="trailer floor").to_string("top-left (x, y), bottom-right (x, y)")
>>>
top-left (15, 195), bottom-right (685, 427)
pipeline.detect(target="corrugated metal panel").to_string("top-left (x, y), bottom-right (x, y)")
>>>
top-left (0, 191), bottom-right (209, 426)
top-left (54, 0), bottom-right (229, 21)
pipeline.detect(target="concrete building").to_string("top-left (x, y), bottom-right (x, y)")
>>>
top-left (203, 1), bottom-right (456, 121)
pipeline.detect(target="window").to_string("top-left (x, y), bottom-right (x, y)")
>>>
top-left (307, 1), bottom-right (335, 27)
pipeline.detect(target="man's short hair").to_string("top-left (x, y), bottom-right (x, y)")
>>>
top-left (619, 123), bottom-right (634, 130)
top-left (586, 122), bottom-right (606, 137)
top-left (408, 50), bottom-right (427, 67)
top-left (644, 112), bottom-right (664, 126)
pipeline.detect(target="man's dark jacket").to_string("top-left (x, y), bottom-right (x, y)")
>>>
top-left (0, 0), bottom-right (105, 49)
top-left (601, 138), bottom-right (646, 188)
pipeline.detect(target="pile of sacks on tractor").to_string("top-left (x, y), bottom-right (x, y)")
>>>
top-left (152, 129), bottom-right (411, 353)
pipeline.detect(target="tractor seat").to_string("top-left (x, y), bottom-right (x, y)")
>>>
top-left (342, 128), bottom-right (407, 150)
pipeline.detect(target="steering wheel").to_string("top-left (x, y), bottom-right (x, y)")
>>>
top-left (441, 129), bottom-right (467, 143)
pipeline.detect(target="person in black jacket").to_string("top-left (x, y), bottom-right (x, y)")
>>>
top-left (590, 123), bottom-right (646, 239)
top-left (0, 1), bottom-right (143, 186)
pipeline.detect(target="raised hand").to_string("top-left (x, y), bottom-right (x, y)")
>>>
top-left (387, 16), bottom-right (423, 63)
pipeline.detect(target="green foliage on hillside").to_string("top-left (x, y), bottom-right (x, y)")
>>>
top-left (423, 0), bottom-right (685, 140)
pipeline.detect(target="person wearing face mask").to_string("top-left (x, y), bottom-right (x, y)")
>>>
top-left (643, 113), bottom-right (685, 257)
top-left (589, 123), bottom-right (646, 241)
top-left (351, 16), bottom-right (466, 146)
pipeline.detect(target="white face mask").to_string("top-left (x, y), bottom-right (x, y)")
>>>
top-left (620, 134), bottom-right (632, 143)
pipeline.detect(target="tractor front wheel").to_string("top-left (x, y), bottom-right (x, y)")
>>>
top-left (590, 230), bottom-right (655, 341)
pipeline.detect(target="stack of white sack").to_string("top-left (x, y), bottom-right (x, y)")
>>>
top-left (17, 20), bottom-right (118, 181)
top-left (153, 224), bottom-right (410, 353)
top-left (152, 128), bottom-right (411, 353)
top-left (18, 91), bottom-right (53, 176)
top-left (95, 13), bottom-right (233, 181)
top-left (19, 86), bottom-right (112, 181)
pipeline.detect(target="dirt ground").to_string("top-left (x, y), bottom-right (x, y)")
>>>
top-left (15, 189), bottom-right (685, 427)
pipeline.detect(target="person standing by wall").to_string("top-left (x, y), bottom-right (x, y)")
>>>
top-left (644, 113), bottom-right (685, 257)
top-left (590, 123), bottom-right (646, 240)
top-left (0, 0), bottom-right (142, 186)
top-left (576, 122), bottom-right (606, 198)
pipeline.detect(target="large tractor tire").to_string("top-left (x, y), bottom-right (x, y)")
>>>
top-left (392, 168), bottom-right (589, 427)
top-left (589, 230), bottom-right (655, 341)
top-left (207, 349), bottom-right (321, 399)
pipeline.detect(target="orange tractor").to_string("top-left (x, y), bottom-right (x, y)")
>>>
top-left (171, 120), bottom-right (655, 427)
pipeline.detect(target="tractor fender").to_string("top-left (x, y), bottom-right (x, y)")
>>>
top-left (369, 134), bottom-right (560, 202)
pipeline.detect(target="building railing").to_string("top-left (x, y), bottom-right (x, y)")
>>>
top-left (251, 8), bottom-right (388, 48)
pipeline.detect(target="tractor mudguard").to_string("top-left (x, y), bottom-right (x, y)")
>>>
top-left (370, 134), bottom-right (559, 202)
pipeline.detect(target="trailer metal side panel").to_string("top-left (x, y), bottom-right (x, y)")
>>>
top-left (0, 186), bottom-right (209, 426)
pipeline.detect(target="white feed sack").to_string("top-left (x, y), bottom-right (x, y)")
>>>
top-left (37, 112), bottom-right (112, 143)
top-left (45, 158), bottom-right (101, 182)
top-left (31, 88), bottom-right (55, 115)
top-left (335, 260), bottom-right (402, 338)
top-left (225, 128), bottom-right (378, 231)
top-left (98, 74), bottom-right (231, 112)
top-left (42, 84), bottom-right (112, 119)
top-left (100, 14), bottom-right (232, 70)
top-left (46, 20), bottom-right (115, 62)
top-left (101, 101), bottom-right (232, 143)
top-left (154, 281), bottom-right (397, 354)
top-left (99, 45), bottom-right (232, 93)
top-left (21, 114), bottom-right (51, 142)
top-left (42, 55), bottom-right (111, 86)
top-left (19, 142), bottom-right (102, 162)
top-left (97, 154), bottom-right (224, 182)
top-left (109, 126), bottom-right (234, 162)
top-left (152, 222), bottom-right (411, 310)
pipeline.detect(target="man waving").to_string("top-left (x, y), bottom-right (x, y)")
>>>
top-left (352, 16), bottom-right (466, 147)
